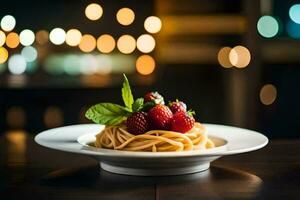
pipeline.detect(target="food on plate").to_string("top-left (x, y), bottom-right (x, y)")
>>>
top-left (85, 74), bottom-right (215, 152)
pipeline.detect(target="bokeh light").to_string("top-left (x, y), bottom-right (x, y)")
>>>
top-left (260, 84), bottom-right (277, 105)
top-left (49, 28), bottom-right (66, 45)
top-left (257, 15), bottom-right (279, 38)
top-left (8, 54), bottom-right (26, 75)
top-left (36, 30), bottom-right (49, 45)
top-left (137, 34), bottom-right (156, 53)
top-left (79, 34), bottom-right (96, 52)
top-left (289, 4), bottom-right (300, 24)
top-left (85, 3), bottom-right (103, 21)
top-left (26, 61), bottom-right (38, 73)
top-left (218, 47), bottom-right (233, 68)
top-left (144, 16), bottom-right (162, 33)
top-left (66, 29), bottom-right (82, 46)
top-left (6, 130), bottom-right (27, 165)
top-left (79, 54), bottom-right (98, 75)
top-left (6, 130), bottom-right (26, 143)
top-left (117, 35), bottom-right (136, 54)
top-left (229, 45), bottom-right (251, 68)
top-left (1, 15), bottom-right (16, 32)
top-left (19, 29), bottom-right (35, 46)
top-left (62, 55), bottom-right (81, 75)
top-left (0, 47), bottom-right (8, 64)
top-left (44, 55), bottom-right (64, 75)
top-left (97, 34), bottom-right (115, 53)
top-left (21, 46), bottom-right (38, 62)
top-left (44, 106), bottom-right (64, 128)
top-left (286, 20), bottom-right (300, 39)
top-left (6, 107), bottom-right (26, 128)
top-left (0, 31), bottom-right (6, 46)
top-left (116, 8), bottom-right (135, 26)
top-left (95, 55), bottom-right (113, 74)
top-left (6, 32), bottom-right (19, 48)
top-left (136, 55), bottom-right (155, 75)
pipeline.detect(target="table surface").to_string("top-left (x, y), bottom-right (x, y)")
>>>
top-left (0, 131), bottom-right (299, 200)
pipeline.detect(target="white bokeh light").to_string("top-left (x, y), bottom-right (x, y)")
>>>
top-left (49, 28), bottom-right (66, 45)
top-left (79, 55), bottom-right (98, 75)
top-left (19, 29), bottom-right (35, 46)
top-left (0, 31), bottom-right (6, 46)
top-left (95, 55), bottom-right (112, 75)
top-left (66, 29), bottom-right (82, 46)
top-left (8, 54), bottom-right (27, 75)
top-left (21, 46), bottom-right (38, 62)
top-left (85, 3), bottom-right (103, 21)
top-left (136, 34), bottom-right (155, 53)
top-left (1, 15), bottom-right (16, 32)
top-left (144, 16), bottom-right (162, 33)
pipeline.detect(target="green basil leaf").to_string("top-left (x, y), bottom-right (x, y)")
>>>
top-left (85, 103), bottom-right (130, 125)
top-left (132, 98), bottom-right (144, 112)
top-left (121, 74), bottom-right (134, 111)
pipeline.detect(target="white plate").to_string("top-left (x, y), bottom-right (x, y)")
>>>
top-left (35, 124), bottom-right (268, 176)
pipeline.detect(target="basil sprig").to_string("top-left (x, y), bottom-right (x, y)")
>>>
top-left (85, 74), bottom-right (148, 125)
top-left (85, 103), bottom-right (131, 125)
top-left (121, 74), bottom-right (134, 111)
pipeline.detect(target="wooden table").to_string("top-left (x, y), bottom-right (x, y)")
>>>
top-left (0, 132), bottom-right (299, 200)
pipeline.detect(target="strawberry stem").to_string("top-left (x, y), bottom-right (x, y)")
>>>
top-left (187, 109), bottom-right (196, 116)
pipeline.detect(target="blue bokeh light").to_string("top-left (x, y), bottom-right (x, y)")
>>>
top-left (289, 4), bottom-right (300, 24)
top-left (257, 16), bottom-right (279, 38)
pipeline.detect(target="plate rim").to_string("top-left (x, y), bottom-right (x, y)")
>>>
top-left (34, 123), bottom-right (269, 157)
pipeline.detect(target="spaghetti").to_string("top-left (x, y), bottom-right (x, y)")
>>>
top-left (95, 122), bottom-right (215, 152)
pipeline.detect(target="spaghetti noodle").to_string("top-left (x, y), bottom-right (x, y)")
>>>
top-left (95, 122), bottom-right (215, 152)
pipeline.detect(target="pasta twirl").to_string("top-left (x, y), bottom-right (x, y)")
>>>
top-left (95, 122), bottom-right (215, 152)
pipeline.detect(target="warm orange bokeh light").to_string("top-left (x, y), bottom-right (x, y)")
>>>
top-left (116, 8), bottom-right (135, 26)
top-left (0, 46), bottom-right (9, 64)
top-left (6, 106), bottom-right (26, 128)
top-left (97, 34), bottom-right (115, 53)
top-left (229, 45), bottom-right (251, 68)
top-left (6, 32), bottom-right (19, 48)
top-left (36, 30), bottom-right (49, 45)
top-left (218, 47), bottom-right (233, 68)
top-left (44, 106), bottom-right (64, 128)
top-left (136, 55), bottom-right (155, 75)
top-left (79, 34), bottom-right (96, 52)
top-left (6, 130), bottom-right (27, 165)
top-left (260, 84), bottom-right (277, 105)
top-left (117, 35), bottom-right (136, 54)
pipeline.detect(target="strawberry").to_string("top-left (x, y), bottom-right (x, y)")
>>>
top-left (147, 105), bottom-right (173, 130)
top-left (126, 112), bottom-right (149, 135)
top-left (169, 100), bottom-right (187, 114)
top-left (144, 91), bottom-right (165, 105)
top-left (170, 111), bottom-right (195, 133)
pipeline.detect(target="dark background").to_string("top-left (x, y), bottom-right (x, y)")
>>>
top-left (1, 0), bottom-right (300, 139)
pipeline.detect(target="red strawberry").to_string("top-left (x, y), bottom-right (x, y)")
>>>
top-left (169, 100), bottom-right (187, 114)
top-left (170, 111), bottom-right (195, 133)
top-left (144, 91), bottom-right (165, 105)
top-left (147, 105), bottom-right (173, 130)
top-left (126, 112), bottom-right (149, 135)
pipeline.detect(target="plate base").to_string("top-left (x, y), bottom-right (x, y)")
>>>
top-left (100, 162), bottom-right (210, 176)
